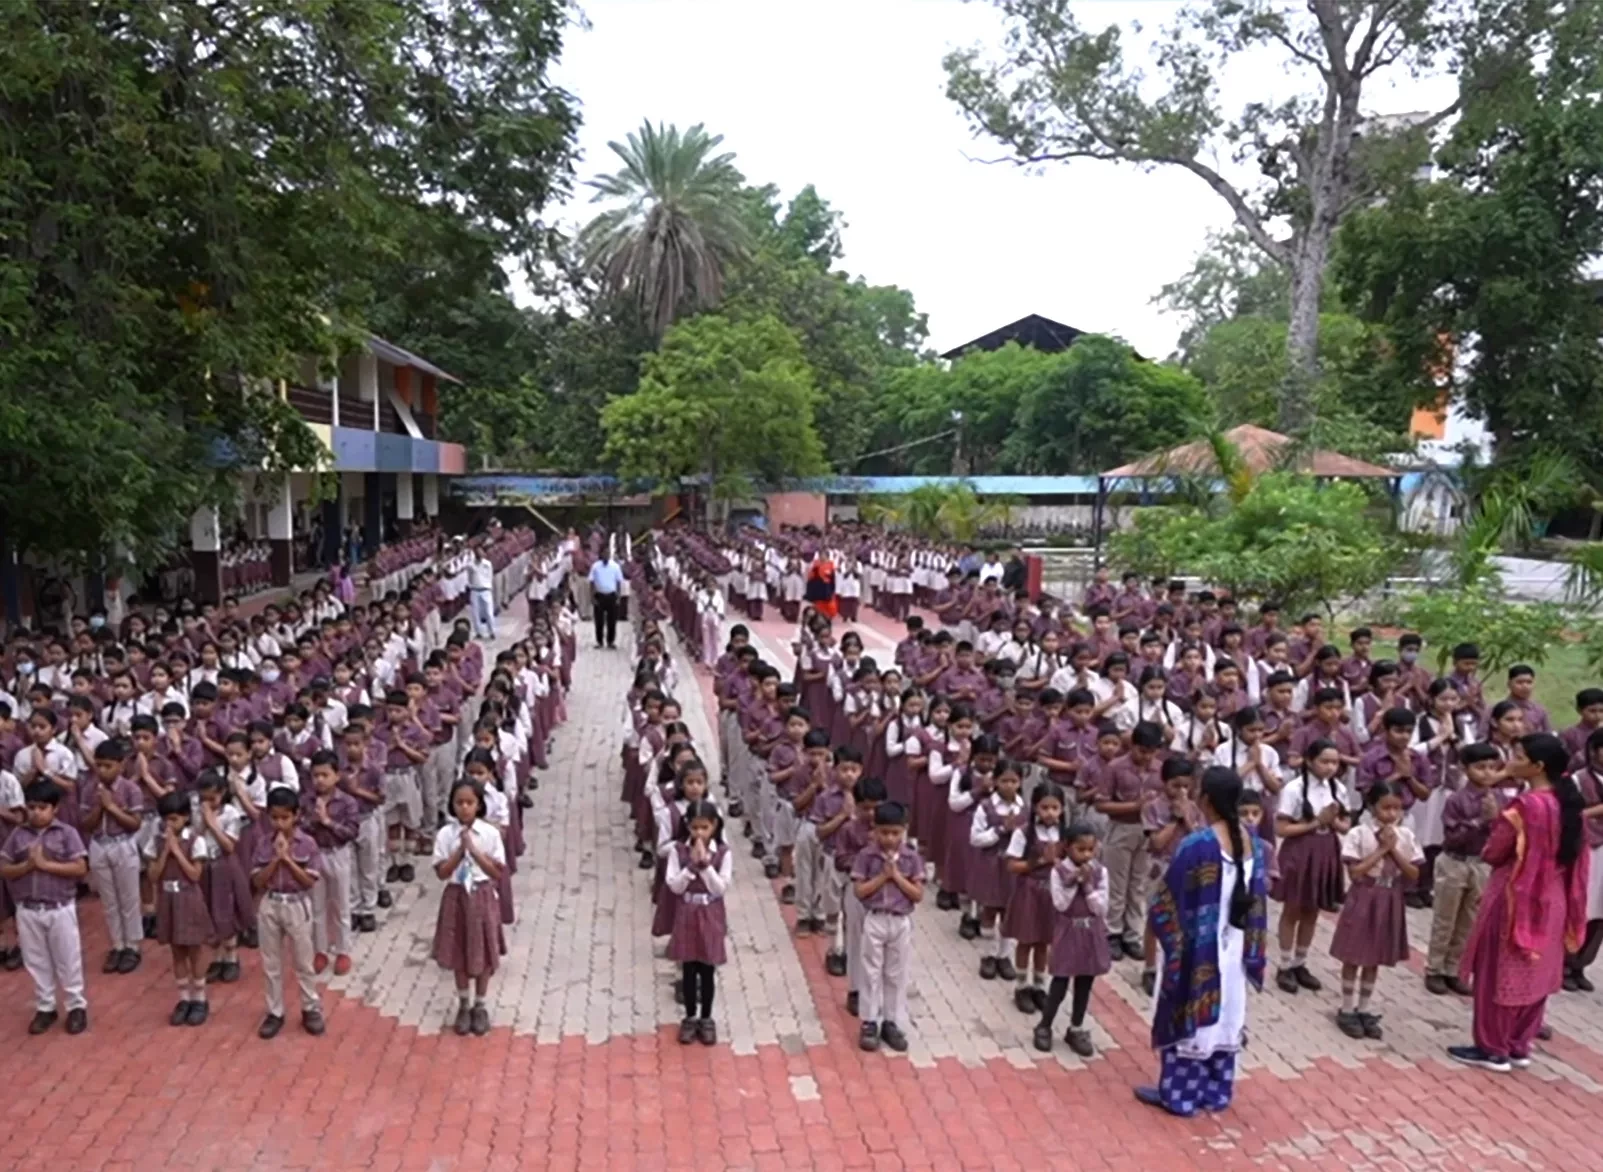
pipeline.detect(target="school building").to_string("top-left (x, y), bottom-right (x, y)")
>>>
top-left (188, 334), bottom-right (468, 603)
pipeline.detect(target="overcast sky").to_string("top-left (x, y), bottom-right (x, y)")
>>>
top-left (546, 0), bottom-right (1458, 359)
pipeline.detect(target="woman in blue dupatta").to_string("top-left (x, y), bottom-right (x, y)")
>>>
top-left (1138, 765), bottom-right (1269, 1116)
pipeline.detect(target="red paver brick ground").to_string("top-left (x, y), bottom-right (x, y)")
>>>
top-left (3, 602), bottom-right (1593, 1171)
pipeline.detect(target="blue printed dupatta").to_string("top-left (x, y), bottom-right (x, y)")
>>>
top-left (1147, 828), bottom-right (1269, 1051)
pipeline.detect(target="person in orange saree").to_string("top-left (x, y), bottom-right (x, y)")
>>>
top-left (1449, 733), bottom-right (1588, 1073)
top-left (805, 559), bottom-right (838, 621)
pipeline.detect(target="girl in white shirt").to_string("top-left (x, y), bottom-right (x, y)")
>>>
top-left (432, 779), bottom-right (508, 1037)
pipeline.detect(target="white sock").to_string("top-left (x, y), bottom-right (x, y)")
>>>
top-left (996, 936), bottom-right (1014, 960)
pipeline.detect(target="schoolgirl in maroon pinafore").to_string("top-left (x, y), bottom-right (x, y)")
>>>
top-left (195, 771), bottom-right (253, 982)
top-left (621, 685), bottom-right (662, 807)
top-left (922, 705), bottom-right (975, 900)
top-left (863, 671), bottom-right (899, 782)
top-left (463, 749), bottom-right (517, 926)
top-left (634, 717), bottom-right (680, 852)
top-left (969, 761), bottom-right (1026, 978)
top-left (146, 791), bottom-right (216, 1026)
top-left (652, 755), bottom-right (709, 938)
top-left (1004, 782), bottom-right (1070, 1011)
top-left (666, 799), bottom-right (731, 1045)
top-left (800, 630), bottom-right (838, 737)
top-left (432, 779), bottom-right (507, 1037)
top-left (881, 690), bottom-right (925, 813)
top-left (943, 735), bottom-right (1001, 930)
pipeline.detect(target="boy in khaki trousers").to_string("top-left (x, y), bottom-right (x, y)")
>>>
top-left (1423, 744), bottom-right (1502, 995)
top-left (251, 788), bottom-right (325, 1038)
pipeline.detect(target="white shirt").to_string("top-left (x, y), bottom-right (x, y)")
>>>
top-left (433, 818), bottom-right (506, 892)
top-left (468, 556), bottom-right (494, 591)
top-left (1050, 859), bottom-right (1110, 916)
top-left (1277, 775), bottom-right (1348, 824)
top-left (142, 822), bottom-right (217, 863)
top-left (1341, 821), bottom-right (1424, 868)
top-left (0, 768), bottom-right (23, 812)
top-left (665, 842), bottom-right (733, 897)
top-left (1006, 822), bottom-right (1061, 858)
top-left (978, 561), bottom-right (1004, 584)
top-left (138, 687), bottom-right (189, 718)
top-left (14, 740), bottom-right (77, 784)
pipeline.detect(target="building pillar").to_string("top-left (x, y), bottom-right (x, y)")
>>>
top-left (267, 475), bottom-right (294, 587)
top-left (396, 472), bottom-right (415, 536)
top-left (423, 473), bottom-right (440, 519)
top-left (363, 471), bottom-right (383, 556)
top-left (190, 506), bottom-right (222, 605)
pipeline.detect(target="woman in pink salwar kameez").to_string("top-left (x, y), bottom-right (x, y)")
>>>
top-left (1449, 734), bottom-right (1588, 1073)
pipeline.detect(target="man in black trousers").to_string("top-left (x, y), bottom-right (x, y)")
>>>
top-left (588, 550), bottom-right (623, 648)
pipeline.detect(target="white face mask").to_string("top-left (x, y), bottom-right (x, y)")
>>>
top-left (15, 661), bottom-right (33, 676)
top-left (261, 669), bottom-right (281, 684)
top-left (89, 616), bottom-right (106, 630)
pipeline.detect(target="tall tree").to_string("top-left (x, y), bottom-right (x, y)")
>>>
top-left (1332, 0), bottom-right (1603, 478)
top-left (944, 0), bottom-right (1479, 433)
top-left (600, 313), bottom-right (826, 504)
top-left (723, 185), bottom-right (929, 467)
top-left (578, 122), bottom-right (752, 338)
top-left (0, 0), bottom-right (577, 571)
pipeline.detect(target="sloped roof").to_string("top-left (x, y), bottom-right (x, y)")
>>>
top-left (939, 313), bottom-right (1086, 359)
top-left (367, 335), bottom-right (461, 384)
top-left (1103, 424), bottom-right (1395, 478)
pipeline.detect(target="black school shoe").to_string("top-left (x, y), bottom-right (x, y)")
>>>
top-left (470, 1006), bottom-right (490, 1036)
top-left (454, 1005), bottom-right (473, 1036)
top-left (1293, 965), bottom-right (1322, 991)
top-left (170, 1000), bottom-right (192, 1027)
top-left (186, 1001), bottom-right (208, 1026)
top-left (762, 861), bottom-right (781, 880)
top-left (258, 1014), bottom-right (285, 1040)
top-left (727, 799), bottom-right (744, 819)
top-left (205, 960), bottom-right (225, 983)
top-left (845, 991), bottom-right (859, 1017)
top-left (1276, 968), bottom-right (1300, 995)
top-left (979, 956), bottom-right (998, 981)
top-left (1141, 970), bottom-right (1156, 997)
top-left (517, 792), bottom-right (533, 809)
top-left (219, 960), bottom-right (242, 983)
top-left (2, 947), bottom-right (21, 971)
top-left (102, 950), bottom-right (122, 975)
top-left (1359, 1013), bottom-right (1383, 1040)
top-left (142, 914), bottom-right (157, 940)
top-left (1424, 974), bottom-right (1450, 995)
top-left (1065, 1028), bottom-right (1095, 1058)
top-left (116, 949), bottom-right (141, 974)
top-left (397, 864), bottom-right (415, 883)
top-left (678, 1017), bottom-right (698, 1045)
top-left (749, 839), bottom-right (766, 858)
top-left (1032, 1024), bottom-right (1053, 1052)
top-left (779, 884), bottom-right (796, 905)
top-left (65, 1009), bottom-right (87, 1035)
top-left (377, 890), bottom-right (393, 909)
top-left (935, 890), bottom-right (959, 912)
top-left (385, 864), bottom-right (402, 883)
top-left (958, 916), bottom-right (980, 940)
top-left (1335, 1010), bottom-right (1365, 1039)
top-left (302, 1010), bottom-right (326, 1036)
top-left (879, 1023), bottom-right (908, 1053)
top-left (995, 958), bottom-right (1018, 981)
top-left (1574, 971), bottom-right (1596, 993)
top-left (1012, 986), bottom-right (1037, 1014)
top-left (358, 914), bottom-right (378, 933)
top-left (858, 1021), bottom-right (880, 1051)
top-left (28, 1010), bottom-right (58, 1035)
top-left (825, 951), bottom-right (848, 977)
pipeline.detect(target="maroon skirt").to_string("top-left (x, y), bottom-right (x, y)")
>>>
top-left (1274, 830), bottom-right (1344, 911)
top-left (941, 804), bottom-right (980, 899)
top-left (667, 897), bottom-right (728, 966)
top-left (652, 881), bottom-right (679, 938)
top-left (916, 780), bottom-right (948, 866)
top-left (156, 881), bottom-right (216, 948)
top-left (621, 749), bottom-right (644, 805)
top-left (433, 883), bottom-right (506, 976)
top-left (1329, 881), bottom-right (1410, 967)
top-left (966, 845), bottom-right (1016, 912)
top-left (1050, 912), bottom-right (1113, 978)
top-left (1002, 872), bottom-right (1056, 945)
top-left (883, 755), bottom-right (913, 810)
top-left (202, 854), bottom-right (257, 939)
top-left (497, 828), bottom-right (516, 925)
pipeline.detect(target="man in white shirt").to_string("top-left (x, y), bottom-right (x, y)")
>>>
top-left (467, 546), bottom-right (495, 641)
top-left (589, 553), bottom-right (624, 649)
top-left (978, 552), bottom-right (1005, 586)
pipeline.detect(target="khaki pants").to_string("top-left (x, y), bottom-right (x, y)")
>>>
top-left (794, 821), bottom-right (839, 921)
top-left (18, 903), bottom-right (86, 1013)
top-left (861, 910), bottom-right (913, 1028)
top-left (421, 743), bottom-right (454, 830)
top-left (1426, 853), bottom-right (1489, 976)
top-left (311, 844), bottom-right (353, 958)
top-left (89, 835), bottom-right (143, 951)
top-left (260, 893), bottom-right (321, 1017)
top-left (1103, 820), bottom-right (1149, 945)
top-left (572, 574), bottom-right (593, 621)
top-left (353, 813), bottom-right (384, 915)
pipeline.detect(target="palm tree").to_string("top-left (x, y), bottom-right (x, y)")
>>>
top-left (578, 121), bottom-right (751, 337)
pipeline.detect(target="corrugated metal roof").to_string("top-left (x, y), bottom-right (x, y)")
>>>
top-left (366, 335), bottom-right (462, 384)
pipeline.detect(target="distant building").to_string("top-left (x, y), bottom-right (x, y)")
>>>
top-left (940, 313), bottom-right (1087, 359)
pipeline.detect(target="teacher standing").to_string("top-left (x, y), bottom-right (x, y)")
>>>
top-left (589, 551), bottom-right (623, 649)
top-left (1449, 733), bottom-right (1588, 1073)
top-left (1139, 765), bottom-right (1268, 1117)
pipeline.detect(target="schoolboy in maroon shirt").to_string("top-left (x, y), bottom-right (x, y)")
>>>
top-left (1, 779), bottom-right (91, 1034)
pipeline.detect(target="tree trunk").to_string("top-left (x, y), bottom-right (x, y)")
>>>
top-left (1279, 228), bottom-right (1329, 435)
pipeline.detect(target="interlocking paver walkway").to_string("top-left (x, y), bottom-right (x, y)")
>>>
top-left (4, 597), bottom-right (1600, 1171)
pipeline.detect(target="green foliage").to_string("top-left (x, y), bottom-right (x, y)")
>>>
top-left (1155, 229), bottom-right (1292, 359)
top-left (1007, 336), bottom-right (1209, 474)
top-left (1186, 313), bottom-right (1417, 445)
top-left (600, 314), bottom-right (825, 498)
top-left (1332, 0), bottom-right (1603, 480)
top-left (944, 0), bottom-right (1473, 432)
top-left (1109, 474), bottom-right (1401, 617)
top-left (0, 0), bottom-right (577, 570)
top-left (724, 186), bottom-right (928, 468)
top-left (1388, 586), bottom-right (1573, 675)
top-left (867, 337), bottom-right (1202, 476)
top-left (864, 482), bottom-right (1023, 543)
top-left (579, 122), bottom-right (752, 338)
